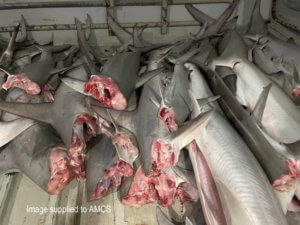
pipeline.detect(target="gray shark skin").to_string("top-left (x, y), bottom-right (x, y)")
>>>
top-left (189, 106), bottom-right (287, 225)
top-left (86, 135), bottom-right (116, 201)
top-left (247, 0), bottom-right (267, 36)
top-left (20, 44), bottom-right (72, 86)
top-left (0, 118), bottom-right (36, 148)
top-left (205, 67), bottom-right (287, 182)
top-left (0, 66), bottom-right (92, 147)
top-left (0, 122), bottom-right (71, 194)
top-left (107, 16), bottom-right (163, 53)
top-left (91, 47), bottom-right (197, 174)
top-left (210, 30), bottom-right (300, 145)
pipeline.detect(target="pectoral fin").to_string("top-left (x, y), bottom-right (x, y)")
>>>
top-left (168, 110), bottom-right (213, 151)
top-left (0, 101), bottom-right (53, 125)
top-left (251, 83), bottom-right (272, 126)
top-left (0, 118), bottom-right (36, 147)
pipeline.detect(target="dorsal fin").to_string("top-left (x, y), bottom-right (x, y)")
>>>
top-left (107, 16), bottom-right (132, 44)
top-left (247, 0), bottom-right (267, 35)
top-left (251, 83), bottom-right (272, 126)
top-left (0, 101), bottom-right (53, 125)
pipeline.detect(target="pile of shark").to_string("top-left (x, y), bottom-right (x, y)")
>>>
top-left (0, 0), bottom-right (299, 224)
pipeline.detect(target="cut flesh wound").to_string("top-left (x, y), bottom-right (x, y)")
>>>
top-left (292, 88), bottom-right (300, 97)
top-left (89, 160), bottom-right (133, 201)
top-left (272, 160), bottom-right (300, 191)
top-left (122, 166), bottom-right (197, 208)
top-left (47, 146), bottom-right (74, 195)
top-left (3, 74), bottom-right (41, 95)
top-left (68, 113), bottom-right (99, 179)
top-left (112, 132), bottom-right (139, 165)
top-left (151, 138), bottom-right (178, 172)
top-left (84, 75), bottom-right (127, 110)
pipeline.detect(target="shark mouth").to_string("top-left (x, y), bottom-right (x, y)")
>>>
top-left (151, 138), bottom-right (179, 172)
top-left (47, 146), bottom-right (74, 195)
top-left (112, 133), bottom-right (139, 165)
top-left (89, 160), bottom-right (133, 202)
top-left (159, 107), bottom-right (178, 132)
top-left (2, 74), bottom-right (41, 95)
top-left (68, 113), bottom-right (99, 179)
top-left (122, 167), bottom-right (196, 208)
top-left (272, 159), bottom-right (300, 191)
top-left (292, 88), bottom-right (300, 97)
top-left (84, 75), bottom-right (127, 110)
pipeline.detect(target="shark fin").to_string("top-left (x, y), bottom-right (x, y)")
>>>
top-left (156, 207), bottom-right (175, 225)
top-left (75, 17), bottom-right (99, 74)
top-left (168, 110), bottom-right (213, 151)
top-left (135, 67), bottom-right (165, 89)
top-left (247, 0), bottom-right (268, 36)
top-left (274, 180), bottom-right (299, 214)
top-left (61, 77), bottom-right (86, 95)
top-left (0, 118), bottom-right (36, 148)
top-left (0, 101), bottom-right (53, 125)
top-left (185, 4), bottom-right (215, 25)
top-left (251, 83), bottom-right (272, 126)
top-left (107, 16), bottom-right (132, 44)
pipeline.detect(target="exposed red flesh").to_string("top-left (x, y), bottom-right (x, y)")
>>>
top-left (151, 138), bottom-right (179, 172)
top-left (150, 172), bottom-right (177, 207)
top-left (47, 146), bottom-right (74, 195)
top-left (272, 160), bottom-right (300, 191)
top-left (292, 88), bottom-right (300, 97)
top-left (122, 166), bottom-right (158, 208)
top-left (84, 75), bottom-right (127, 110)
top-left (122, 166), bottom-right (190, 208)
top-left (2, 74), bottom-right (41, 95)
top-left (112, 133), bottom-right (139, 164)
top-left (159, 107), bottom-right (178, 132)
top-left (89, 160), bottom-right (133, 201)
top-left (68, 113), bottom-right (99, 179)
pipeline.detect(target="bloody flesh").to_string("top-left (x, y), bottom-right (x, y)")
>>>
top-left (84, 75), bottom-right (127, 110)
top-left (47, 146), bottom-right (74, 195)
top-left (3, 74), bottom-right (41, 95)
top-left (89, 160), bottom-right (133, 201)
